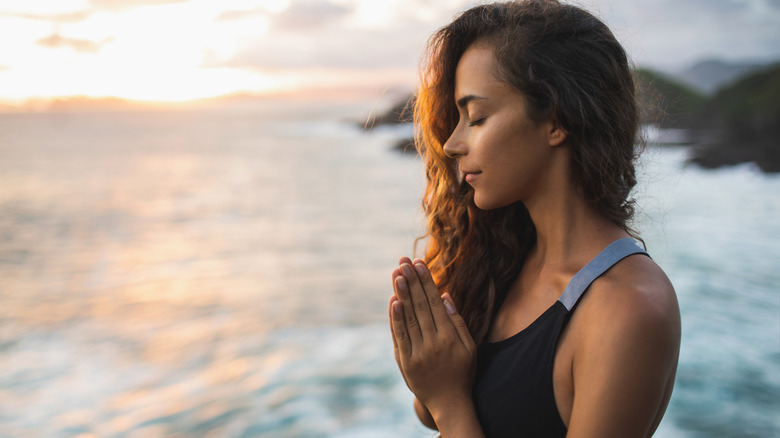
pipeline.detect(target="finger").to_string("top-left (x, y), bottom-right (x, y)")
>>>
top-left (400, 262), bottom-right (438, 335)
top-left (388, 295), bottom-right (400, 357)
top-left (389, 295), bottom-right (408, 378)
top-left (390, 294), bottom-right (412, 358)
top-left (398, 256), bottom-right (413, 266)
top-left (441, 293), bottom-right (476, 354)
top-left (412, 259), bottom-right (452, 333)
top-left (394, 270), bottom-right (423, 343)
top-left (391, 267), bottom-right (403, 296)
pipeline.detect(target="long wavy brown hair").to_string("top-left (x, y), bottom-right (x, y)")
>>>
top-left (415, 0), bottom-right (641, 344)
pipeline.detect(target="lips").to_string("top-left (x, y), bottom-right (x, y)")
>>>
top-left (463, 171), bottom-right (481, 183)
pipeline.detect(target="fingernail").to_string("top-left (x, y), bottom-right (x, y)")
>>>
top-left (443, 299), bottom-right (456, 315)
top-left (392, 301), bottom-right (402, 314)
top-left (414, 263), bottom-right (425, 276)
top-left (400, 264), bottom-right (412, 276)
top-left (396, 276), bottom-right (407, 290)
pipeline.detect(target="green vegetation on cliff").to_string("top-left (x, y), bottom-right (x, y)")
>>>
top-left (703, 63), bottom-right (780, 124)
top-left (687, 63), bottom-right (780, 172)
top-left (634, 64), bottom-right (779, 172)
top-left (635, 68), bottom-right (706, 128)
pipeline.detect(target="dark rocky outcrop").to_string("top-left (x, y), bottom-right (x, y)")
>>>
top-left (364, 95), bottom-right (415, 128)
top-left (686, 63), bottom-right (780, 172)
top-left (363, 95), bottom-right (416, 153)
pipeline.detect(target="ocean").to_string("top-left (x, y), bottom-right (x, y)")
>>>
top-left (0, 101), bottom-right (777, 437)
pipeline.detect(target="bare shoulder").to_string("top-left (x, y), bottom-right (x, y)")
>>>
top-left (578, 253), bottom-right (680, 335)
top-left (563, 253), bottom-right (681, 436)
top-left (569, 251), bottom-right (682, 378)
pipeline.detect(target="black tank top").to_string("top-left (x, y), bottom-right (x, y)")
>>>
top-left (472, 238), bottom-right (649, 437)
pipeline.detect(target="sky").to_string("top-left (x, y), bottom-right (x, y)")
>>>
top-left (0, 0), bottom-right (778, 104)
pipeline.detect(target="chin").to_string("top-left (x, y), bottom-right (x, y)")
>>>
top-left (473, 194), bottom-right (512, 211)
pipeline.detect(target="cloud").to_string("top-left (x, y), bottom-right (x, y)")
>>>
top-left (218, 19), bottom-right (430, 72)
top-left (88, 0), bottom-right (191, 11)
top-left (0, 0), bottom-right (194, 24)
top-left (208, 0), bottom-right (780, 76)
top-left (216, 8), bottom-right (266, 22)
top-left (0, 11), bottom-right (92, 23)
top-left (270, 0), bottom-right (353, 31)
top-left (581, 0), bottom-right (780, 70)
top-left (209, 0), bottom-right (467, 72)
top-left (37, 34), bottom-right (113, 54)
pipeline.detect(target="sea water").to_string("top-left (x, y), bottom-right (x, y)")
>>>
top-left (0, 103), bottom-right (777, 437)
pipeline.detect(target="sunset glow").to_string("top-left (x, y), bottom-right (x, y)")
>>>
top-left (0, 0), bottom-right (778, 107)
top-left (0, 0), bottom-right (466, 106)
top-left (0, 1), bottom-right (283, 103)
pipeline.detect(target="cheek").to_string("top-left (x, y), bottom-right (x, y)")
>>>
top-left (485, 138), bottom-right (522, 176)
top-left (477, 129), bottom-right (515, 165)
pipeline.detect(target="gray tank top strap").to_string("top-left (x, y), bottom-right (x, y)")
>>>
top-left (558, 237), bottom-right (649, 311)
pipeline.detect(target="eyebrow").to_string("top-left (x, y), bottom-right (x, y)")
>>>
top-left (456, 95), bottom-right (487, 109)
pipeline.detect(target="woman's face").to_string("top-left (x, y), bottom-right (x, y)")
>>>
top-left (443, 44), bottom-right (564, 210)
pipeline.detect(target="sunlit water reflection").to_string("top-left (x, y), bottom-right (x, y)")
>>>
top-left (0, 105), bottom-right (778, 437)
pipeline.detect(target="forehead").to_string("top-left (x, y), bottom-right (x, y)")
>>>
top-left (454, 44), bottom-right (510, 99)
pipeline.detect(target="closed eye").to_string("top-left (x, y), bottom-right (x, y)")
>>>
top-left (469, 117), bottom-right (486, 127)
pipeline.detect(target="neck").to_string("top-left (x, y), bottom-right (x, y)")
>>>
top-left (523, 150), bottom-right (628, 270)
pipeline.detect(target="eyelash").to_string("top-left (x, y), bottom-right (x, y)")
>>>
top-left (469, 117), bottom-right (486, 127)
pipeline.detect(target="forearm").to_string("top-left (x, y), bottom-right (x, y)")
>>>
top-left (429, 396), bottom-right (486, 438)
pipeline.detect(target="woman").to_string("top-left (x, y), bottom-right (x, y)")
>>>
top-left (387, 1), bottom-right (681, 437)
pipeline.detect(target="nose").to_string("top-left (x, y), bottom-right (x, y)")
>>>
top-left (442, 126), bottom-right (467, 159)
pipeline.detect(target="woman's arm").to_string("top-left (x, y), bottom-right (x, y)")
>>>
top-left (388, 258), bottom-right (485, 437)
top-left (412, 396), bottom-right (484, 436)
top-left (566, 260), bottom-right (681, 437)
top-left (414, 397), bottom-right (437, 430)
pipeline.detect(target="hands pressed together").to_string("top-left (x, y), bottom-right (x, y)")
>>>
top-left (388, 257), bottom-right (481, 433)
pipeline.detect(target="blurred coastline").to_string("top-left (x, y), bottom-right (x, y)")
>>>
top-left (0, 97), bottom-right (778, 437)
